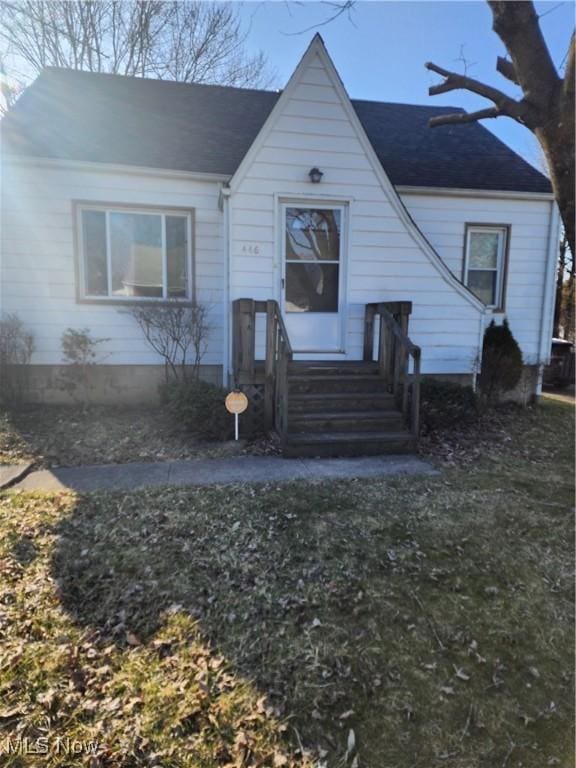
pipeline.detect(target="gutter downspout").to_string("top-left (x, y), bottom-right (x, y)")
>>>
top-left (536, 201), bottom-right (561, 395)
top-left (221, 184), bottom-right (232, 387)
top-left (473, 307), bottom-right (488, 392)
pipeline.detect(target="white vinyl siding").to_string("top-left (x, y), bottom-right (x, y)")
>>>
top-left (401, 193), bottom-right (555, 363)
top-left (229, 49), bottom-right (485, 374)
top-left (0, 163), bottom-right (224, 366)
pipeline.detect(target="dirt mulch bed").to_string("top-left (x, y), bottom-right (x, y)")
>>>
top-left (0, 405), bottom-right (278, 468)
top-left (419, 400), bottom-right (574, 470)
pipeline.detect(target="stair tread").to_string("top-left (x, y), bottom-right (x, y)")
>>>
top-left (290, 410), bottom-right (401, 421)
top-left (290, 391), bottom-right (392, 400)
top-left (289, 361), bottom-right (378, 368)
top-left (289, 374), bottom-right (380, 381)
top-left (287, 430), bottom-right (414, 444)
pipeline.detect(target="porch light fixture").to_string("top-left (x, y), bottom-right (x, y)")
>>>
top-left (308, 167), bottom-right (323, 183)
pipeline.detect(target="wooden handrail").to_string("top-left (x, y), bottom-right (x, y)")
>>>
top-left (363, 301), bottom-right (421, 437)
top-left (232, 298), bottom-right (292, 442)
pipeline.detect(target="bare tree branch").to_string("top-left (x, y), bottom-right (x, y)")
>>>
top-left (496, 56), bottom-right (519, 85)
top-left (429, 107), bottom-right (500, 127)
top-left (426, 1), bottom-right (574, 255)
top-left (0, 1), bottom-right (273, 88)
top-left (425, 60), bottom-right (531, 122)
top-left (284, 0), bottom-right (355, 36)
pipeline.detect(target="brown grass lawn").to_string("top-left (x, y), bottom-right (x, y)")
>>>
top-left (0, 400), bottom-right (574, 767)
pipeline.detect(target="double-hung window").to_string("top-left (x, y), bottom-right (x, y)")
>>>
top-left (463, 225), bottom-right (509, 309)
top-left (77, 204), bottom-right (193, 301)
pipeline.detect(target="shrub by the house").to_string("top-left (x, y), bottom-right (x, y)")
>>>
top-left (0, 312), bottom-right (34, 405)
top-left (479, 319), bottom-right (523, 403)
top-left (59, 328), bottom-right (108, 404)
top-left (162, 379), bottom-right (233, 441)
top-left (125, 302), bottom-right (212, 383)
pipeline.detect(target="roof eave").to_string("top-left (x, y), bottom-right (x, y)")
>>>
top-left (396, 184), bottom-right (554, 201)
top-left (1, 154), bottom-right (232, 184)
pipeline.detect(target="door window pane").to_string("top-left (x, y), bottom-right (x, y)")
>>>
top-left (110, 212), bottom-right (162, 297)
top-left (286, 263), bottom-right (339, 313)
top-left (467, 270), bottom-right (497, 305)
top-left (82, 210), bottom-right (107, 295)
top-left (469, 231), bottom-right (499, 269)
top-left (286, 208), bottom-right (341, 262)
top-left (166, 216), bottom-right (188, 298)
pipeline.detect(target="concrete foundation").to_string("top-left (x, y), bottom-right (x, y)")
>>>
top-left (11, 364), bottom-right (223, 404)
top-left (421, 365), bottom-right (540, 404)
top-left (4, 363), bottom-right (540, 406)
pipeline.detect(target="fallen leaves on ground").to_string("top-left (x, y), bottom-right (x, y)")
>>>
top-left (0, 400), bottom-right (573, 767)
top-left (0, 405), bottom-right (279, 468)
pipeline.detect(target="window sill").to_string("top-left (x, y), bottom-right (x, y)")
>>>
top-left (78, 296), bottom-right (194, 307)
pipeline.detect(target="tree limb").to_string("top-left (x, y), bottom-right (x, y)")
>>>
top-left (564, 32), bottom-right (575, 98)
top-left (425, 61), bottom-right (530, 122)
top-left (488, 1), bottom-right (560, 108)
top-left (429, 106), bottom-right (500, 127)
top-left (496, 56), bottom-right (519, 85)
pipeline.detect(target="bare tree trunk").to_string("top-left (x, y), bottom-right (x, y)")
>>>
top-left (553, 234), bottom-right (568, 337)
top-left (425, 2), bottom-right (575, 255)
top-left (489, 3), bottom-right (575, 255)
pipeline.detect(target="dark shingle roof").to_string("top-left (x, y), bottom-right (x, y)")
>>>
top-left (1, 67), bottom-right (551, 194)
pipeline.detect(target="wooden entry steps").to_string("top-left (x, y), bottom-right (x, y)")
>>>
top-left (232, 299), bottom-right (421, 459)
top-left (283, 361), bottom-right (416, 458)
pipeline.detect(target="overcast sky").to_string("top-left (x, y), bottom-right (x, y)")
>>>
top-left (238, 0), bottom-right (574, 169)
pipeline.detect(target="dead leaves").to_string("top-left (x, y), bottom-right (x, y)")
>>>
top-left (1, 397), bottom-right (573, 768)
top-left (0, 404), bottom-right (281, 469)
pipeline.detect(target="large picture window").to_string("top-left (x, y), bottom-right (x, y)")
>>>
top-left (77, 204), bottom-right (193, 301)
top-left (464, 225), bottom-right (509, 308)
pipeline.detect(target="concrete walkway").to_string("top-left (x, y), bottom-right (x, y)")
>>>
top-left (13, 454), bottom-right (438, 493)
top-left (0, 461), bottom-right (33, 490)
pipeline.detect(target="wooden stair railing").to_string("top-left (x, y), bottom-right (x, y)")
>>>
top-left (363, 301), bottom-right (421, 437)
top-left (232, 298), bottom-right (293, 441)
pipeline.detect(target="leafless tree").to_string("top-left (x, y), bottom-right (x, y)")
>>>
top-left (553, 232), bottom-right (575, 340)
top-left (0, 1), bottom-right (272, 89)
top-left (426, 2), bottom-right (574, 255)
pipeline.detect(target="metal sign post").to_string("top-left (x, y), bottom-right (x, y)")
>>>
top-left (225, 391), bottom-right (249, 440)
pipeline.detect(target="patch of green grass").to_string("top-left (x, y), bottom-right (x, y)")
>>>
top-left (0, 400), bottom-right (574, 767)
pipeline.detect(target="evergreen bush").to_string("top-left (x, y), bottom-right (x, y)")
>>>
top-left (479, 319), bottom-right (523, 403)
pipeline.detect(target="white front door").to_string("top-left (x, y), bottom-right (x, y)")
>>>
top-left (281, 203), bottom-right (345, 353)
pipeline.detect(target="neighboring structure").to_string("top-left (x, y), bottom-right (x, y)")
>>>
top-left (0, 35), bottom-right (559, 451)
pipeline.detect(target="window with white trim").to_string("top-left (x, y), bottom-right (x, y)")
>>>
top-left (77, 205), bottom-right (193, 300)
top-left (464, 225), bottom-right (508, 308)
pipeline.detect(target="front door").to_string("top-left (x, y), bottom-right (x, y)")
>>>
top-left (281, 203), bottom-right (345, 353)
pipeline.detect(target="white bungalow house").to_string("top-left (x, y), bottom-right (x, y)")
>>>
top-left (0, 36), bottom-right (559, 455)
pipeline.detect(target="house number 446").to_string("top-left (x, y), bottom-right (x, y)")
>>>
top-left (241, 244), bottom-right (260, 255)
